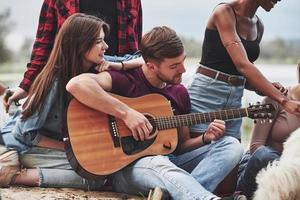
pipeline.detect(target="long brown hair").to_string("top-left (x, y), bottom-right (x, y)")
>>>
top-left (22, 13), bottom-right (109, 118)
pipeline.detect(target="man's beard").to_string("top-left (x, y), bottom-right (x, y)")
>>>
top-left (156, 73), bottom-right (181, 85)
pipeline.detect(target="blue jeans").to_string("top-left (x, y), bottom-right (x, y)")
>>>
top-left (1, 110), bottom-right (28, 152)
top-left (112, 136), bottom-right (243, 200)
top-left (20, 147), bottom-right (106, 190)
top-left (112, 155), bottom-right (217, 200)
top-left (237, 146), bottom-right (280, 198)
top-left (169, 136), bottom-right (244, 192)
top-left (187, 72), bottom-right (244, 139)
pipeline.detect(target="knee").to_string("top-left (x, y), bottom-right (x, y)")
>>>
top-left (150, 156), bottom-right (185, 172)
top-left (137, 156), bottom-right (184, 174)
top-left (222, 136), bottom-right (244, 159)
top-left (251, 146), bottom-right (280, 166)
top-left (212, 136), bottom-right (244, 168)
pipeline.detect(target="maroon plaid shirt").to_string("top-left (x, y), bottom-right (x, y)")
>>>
top-left (20, 0), bottom-right (142, 92)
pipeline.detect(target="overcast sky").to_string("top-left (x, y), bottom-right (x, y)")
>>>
top-left (1, 0), bottom-right (299, 50)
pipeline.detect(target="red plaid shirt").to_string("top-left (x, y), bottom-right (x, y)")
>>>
top-left (20, 0), bottom-right (142, 91)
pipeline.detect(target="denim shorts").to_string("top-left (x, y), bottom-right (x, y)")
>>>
top-left (187, 73), bottom-right (244, 139)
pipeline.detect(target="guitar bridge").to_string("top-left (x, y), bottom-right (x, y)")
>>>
top-left (108, 115), bottom-right (121, 147)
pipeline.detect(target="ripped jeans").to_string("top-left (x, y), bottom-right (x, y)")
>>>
top-left (20, 147), bottom-right (106, 190)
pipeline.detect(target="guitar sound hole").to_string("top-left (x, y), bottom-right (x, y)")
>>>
top-left (121, 114), bottom-right (157, 155)
top-left (121, 136), bottom-right (156, 155)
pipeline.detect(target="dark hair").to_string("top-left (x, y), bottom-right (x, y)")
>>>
top-left (22, 13), bottom-right (109, 118)
top-left (140, 26), bottom-right (184, 64)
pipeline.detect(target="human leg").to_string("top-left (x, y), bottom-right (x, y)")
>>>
top-left (12, 168), bottom-right (39, 187)
top-left (1, 115), bottom-right (106, 190)
top-left (236, 146), bottom-right (280, 198)
top-left (112, 155), bottom-right (218, 200)
top-left (170, 136), bottom-right (243, 192)
top-left (17, 147), bottom-right (106, 190)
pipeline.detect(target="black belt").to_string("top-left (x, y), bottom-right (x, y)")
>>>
top-left (196, 66), bottom-right (245, 86)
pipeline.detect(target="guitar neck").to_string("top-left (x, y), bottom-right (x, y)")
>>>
top-left (152, 108), bottom-right (248, 130)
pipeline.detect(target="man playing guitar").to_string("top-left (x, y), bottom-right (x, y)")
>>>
top-left (67, 26), bottom-right (246, 200)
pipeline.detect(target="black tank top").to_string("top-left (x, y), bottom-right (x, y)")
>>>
top-left (200, 5), bottom-right (261, 75)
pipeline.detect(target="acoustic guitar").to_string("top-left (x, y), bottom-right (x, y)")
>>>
top-left (65, 93), bottom-right (274, 179)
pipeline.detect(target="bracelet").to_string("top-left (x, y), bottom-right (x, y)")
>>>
top-left (201, 133), bottom-right (211, 145)
top-left (120, 61), bottom-right (125, 71)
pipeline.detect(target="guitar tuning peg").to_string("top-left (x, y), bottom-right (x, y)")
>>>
top-left (256, 101), bottom-right (261, 105)
top-left (268, 119), bottom-right (273, 123)
top-left (249, 103), bottom-right (252, 106)
top-left (259, 105), bottom-right (265, 110)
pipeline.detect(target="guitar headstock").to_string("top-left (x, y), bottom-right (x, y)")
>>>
top-left (247, 102), bottom-right (275, 120)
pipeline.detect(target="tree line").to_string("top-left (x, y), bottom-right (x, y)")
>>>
top-left (0, 9), bottom-right (299, 65)
top-left (0, 9), bottom-right (13, 63)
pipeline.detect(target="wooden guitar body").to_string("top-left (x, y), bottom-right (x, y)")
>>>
top-left (66, 94), bottom-right (177, 179)
top-left (66, 93), bottom-right (274, 179)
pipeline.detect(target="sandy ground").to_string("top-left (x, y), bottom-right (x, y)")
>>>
top-left (0, 187), bottom-right (146, 200)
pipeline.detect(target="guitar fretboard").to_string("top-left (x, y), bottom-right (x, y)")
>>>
top-left (151, 108), bottom-right (248, 130)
